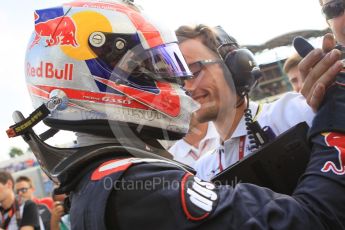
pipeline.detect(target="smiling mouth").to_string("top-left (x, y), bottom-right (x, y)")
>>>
top-left (193, 94), bottom-right (217, 109)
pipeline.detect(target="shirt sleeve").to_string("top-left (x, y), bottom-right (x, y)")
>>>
top-left (20, 200), bottom-right (40, 229)
top-left (194, 150), bottom-right (216, 181)
top-left (259, 92), bottom-right (315, 135)
top-left (106, 132), bottom-right (345, 229)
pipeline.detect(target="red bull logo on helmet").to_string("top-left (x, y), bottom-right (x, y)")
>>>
top-left (30, 7), bottom-right (78, 48)
top-left (322, 132), bottom-right (345, 175)
top-left (26, 61), bottom-right (73, 81)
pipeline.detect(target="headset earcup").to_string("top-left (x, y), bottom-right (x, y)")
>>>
top-left (224, 49), bottom-right (260, 96)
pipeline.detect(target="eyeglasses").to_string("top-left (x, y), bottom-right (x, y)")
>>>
top-left (16, 187), bottom-right (30, 194)
top-left (322, 0), bottom-right (345, 20)
top-left (188, 59), bottom-right (222, 78)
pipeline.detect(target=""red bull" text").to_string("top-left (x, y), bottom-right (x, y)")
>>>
top-left (26, 62), bottom-right (74, 81)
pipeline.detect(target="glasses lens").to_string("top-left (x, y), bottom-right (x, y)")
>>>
top-left (17, 188), bottom-right (28, 194)
top-left (323, 0), bottom-right (345, 19)
top-left (188, 61), bottom-right (203, 77)
top-left (188, 60), bottom-right (222, 77)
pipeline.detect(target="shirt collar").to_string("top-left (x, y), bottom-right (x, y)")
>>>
top-left (201, 122), bottom-right (219, 143)
top-left (173, 139), bottom-right (198, 158)
top-left (174, 122), bottom-right (219, 158)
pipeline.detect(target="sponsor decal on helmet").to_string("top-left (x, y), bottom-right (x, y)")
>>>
top-left (27, 85), bottom-right (151, 110)
top-left (31, 8), bottom-right (78, 48)
top-left (26, 62), bottom-right (73, 81)
top-left (66, 1), bottom-right (165, 48)
top-left (94, 77), bottom-right (181, 117)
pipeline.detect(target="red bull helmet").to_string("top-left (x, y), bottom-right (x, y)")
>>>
top-left (9, 0), bottom-right (198, 184)
top-left (25, 0), bottom-right (197, 140)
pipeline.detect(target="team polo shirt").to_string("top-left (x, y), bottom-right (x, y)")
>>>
top-left (195, 92), bottom-right (315, 181)
top-left (169, 122), bottom-right (219, 168)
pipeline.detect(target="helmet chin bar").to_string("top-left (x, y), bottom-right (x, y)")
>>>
top-left (9, 110), bottom-right (193, 193)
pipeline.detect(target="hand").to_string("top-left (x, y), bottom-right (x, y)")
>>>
top-left (299, 33), bottom-right (343, 111)
top-left (50, 201), bottom-right (65, 230)
top-left (52, 201), bottom-right (65, 218)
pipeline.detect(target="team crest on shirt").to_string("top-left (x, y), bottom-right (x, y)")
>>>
top-left (180, 173), bottom-right (218, 221)
top-left (321, 132), bottom-right (345, 175)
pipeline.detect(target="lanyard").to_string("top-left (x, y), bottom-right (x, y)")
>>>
top-left (1, 204), bottom-right (15, 230)
top-left (218, 149), bottom-right (224, 172)
top-left (238, 136), bottom-right (246, 160)
top-left (188, 149), bottom-right (199, 160)
top-left (218, 135), bottom-right (246, 173)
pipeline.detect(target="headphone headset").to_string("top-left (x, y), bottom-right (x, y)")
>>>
top-left (213, 26), bottom-right (262, 97)
top-left (212, 26), bottom-right (271, 149)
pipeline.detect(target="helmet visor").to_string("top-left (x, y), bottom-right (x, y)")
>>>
top-left (116, 42), bottom-right (193, 84)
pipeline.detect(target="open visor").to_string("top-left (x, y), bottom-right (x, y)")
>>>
top-left (115, 42), bottom-right (193, 84)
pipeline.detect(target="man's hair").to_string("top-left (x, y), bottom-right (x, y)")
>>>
top-left (0, 171), bottom-right (14, 189)
top-left (283, 53), bottom-right (302, 74)
top-left (175, 24), bottom-right (238, 58)
top-left (15, 175), bottom-right (33, 187)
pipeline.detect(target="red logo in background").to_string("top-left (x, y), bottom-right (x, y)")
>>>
top-left (322, 132), bottom-right (345, 175)
top-left (30, 12), bottom-right (78, 48)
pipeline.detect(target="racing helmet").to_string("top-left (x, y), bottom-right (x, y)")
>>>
top-left (25, 0), bottom-right (197, 141)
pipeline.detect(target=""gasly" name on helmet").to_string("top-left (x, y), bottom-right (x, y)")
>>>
top-left (26, 61), bottom-right (73, 81)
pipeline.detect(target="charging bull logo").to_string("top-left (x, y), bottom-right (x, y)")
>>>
top-left (322, 132), bottom-right (345, 175)
top-left (30, 11), bottom-right (78, 48)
